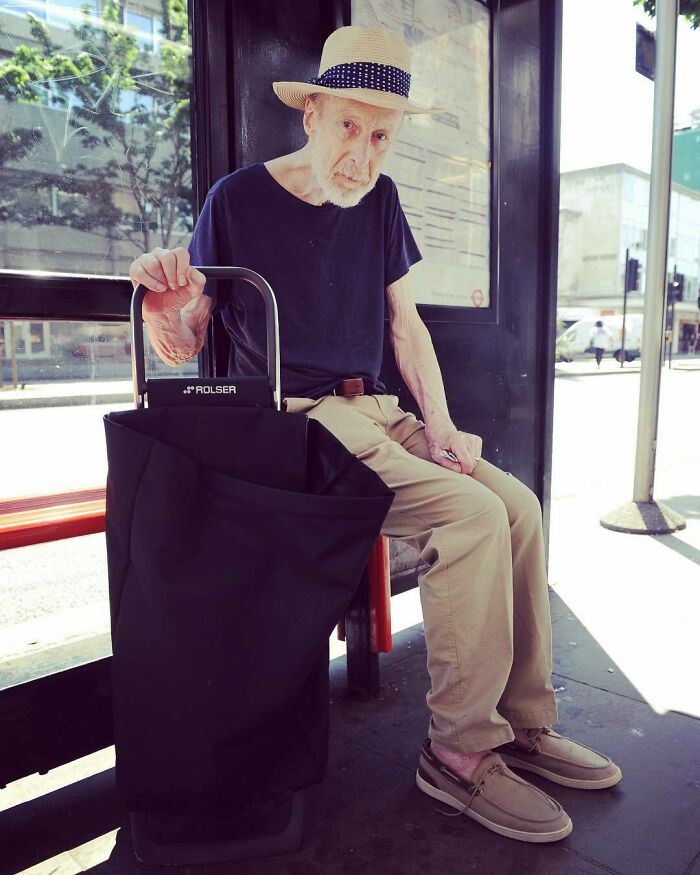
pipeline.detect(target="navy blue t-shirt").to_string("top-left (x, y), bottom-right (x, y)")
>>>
top-left (188, 162), bottom-right (422, 398)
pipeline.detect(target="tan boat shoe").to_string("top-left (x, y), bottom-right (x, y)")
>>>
top-left (497, 727), bottom-right (622, 790)
top-left (416, 740), bottom-right (572, 843)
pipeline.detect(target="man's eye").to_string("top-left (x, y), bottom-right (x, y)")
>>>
top-left (374, 132), bottom-right (387, 141)
top-left (342, 120), bottom-right (353, 129)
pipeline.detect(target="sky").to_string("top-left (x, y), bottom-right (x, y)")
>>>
top-left (560, 0), bottom-right (700, 173)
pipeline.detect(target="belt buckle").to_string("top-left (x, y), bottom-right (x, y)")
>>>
top-left (334, 377), bottom-right (365, 397)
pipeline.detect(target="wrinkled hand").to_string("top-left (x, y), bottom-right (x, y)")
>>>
top-left (425, 423), bottom-right (483, 475)
top-left (129, 246), bottom-right (206, 318)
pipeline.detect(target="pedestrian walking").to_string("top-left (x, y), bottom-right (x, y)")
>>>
top-left (590, 320), bottom-right (613, 368)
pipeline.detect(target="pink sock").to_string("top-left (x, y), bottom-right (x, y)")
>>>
top-left (431, 743), bottom-right (491, 781)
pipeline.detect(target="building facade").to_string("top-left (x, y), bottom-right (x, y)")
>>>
top-left (558, 163), bottom-right (700, 353)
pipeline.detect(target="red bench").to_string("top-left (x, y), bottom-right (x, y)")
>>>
top-left (0, 488), bottom-right (107, 551)
top-left (0, 492), bottom-right (392, 695)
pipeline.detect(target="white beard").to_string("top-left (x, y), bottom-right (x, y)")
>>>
top-left (313, 166), bottom-right (374, 209)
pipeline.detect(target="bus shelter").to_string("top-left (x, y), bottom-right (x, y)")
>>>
top-left (0, 0), bottom-right (562, 866)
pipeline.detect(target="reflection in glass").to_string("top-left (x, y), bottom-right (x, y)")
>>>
top-left (0, 317), bottom-right (197, 388)
top-left (352, 0), bottom-right (492, 309)
top-left (0, 0), bottom-right (193, 275)
top-left (0, 318), bottom-right (198, 499)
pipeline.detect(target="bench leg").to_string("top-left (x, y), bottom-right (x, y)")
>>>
top-left (344, 567), bottom-right (379, 699)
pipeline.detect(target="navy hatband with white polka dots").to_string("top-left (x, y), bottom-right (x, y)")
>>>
top-left (308, 62), bottom-right (410, 98)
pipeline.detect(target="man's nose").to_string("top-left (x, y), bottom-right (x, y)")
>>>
top-left (348, 137), bottom-right (372, 171)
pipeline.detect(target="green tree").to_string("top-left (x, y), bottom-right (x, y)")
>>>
top-left (0, 0), bottom-right (192, 257)
top-left (633, 0), bottom-right (700, 29)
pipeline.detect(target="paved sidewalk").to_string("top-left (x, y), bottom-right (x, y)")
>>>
top-left (0, 380), bottom-right (132, 410)
top-left (0, 370), bottom-right (698, 873)
top-left (556, 354), bottom-right (700, 377)
top-left (1, 472), bottom-right (698, 874)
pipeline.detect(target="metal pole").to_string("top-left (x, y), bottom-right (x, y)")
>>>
top-left (8, 321), bottom-right (18, 389)
top-left (667, 262), bottom-right (677, 369)
top-left (632, 0), bottom-right (679, 503)
top-left (621, 248), bottom-right (629, 368)
top-left (669, 295), bottom-right (675, 367)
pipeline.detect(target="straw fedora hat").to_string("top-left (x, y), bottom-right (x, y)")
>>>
top-left (272, 26), bottom-right (444, 115)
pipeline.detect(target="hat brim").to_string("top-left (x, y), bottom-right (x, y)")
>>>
top-left (272, 81), bottom-right (444, 115)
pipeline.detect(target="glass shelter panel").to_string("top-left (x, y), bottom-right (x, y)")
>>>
top-left (0, 0), bottom-right (193, 275)
top-left (353, 0), bottom-right (491, 308)
top-left (0, 318), bottom-right (197, 499)
top-left (0, 317), bottom-right (196, 667)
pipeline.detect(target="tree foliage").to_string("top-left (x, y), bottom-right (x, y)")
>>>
top-left (633, 0), bottom-right (700, 30)
top-left (0, 0), bottom-right (192, 256)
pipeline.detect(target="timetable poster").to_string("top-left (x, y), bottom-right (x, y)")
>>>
top-left (352, 0), bottom-right (491, 308)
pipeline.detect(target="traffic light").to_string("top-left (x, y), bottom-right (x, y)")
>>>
top-left (668, 273), bottom-right (685, 302)
top-left (625, 258), bottom-right (640, 292)
top-left (668, 273), bottom-right (684, 303)
top-left (674, 272), bottom-right (684, 301)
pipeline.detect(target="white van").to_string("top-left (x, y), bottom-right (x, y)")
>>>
top-left (556, 315), bottom-right (643, 362)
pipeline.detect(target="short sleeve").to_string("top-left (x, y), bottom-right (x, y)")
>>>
top-left (384, 178), bottom-right (422, 287)
top-left (188, 189), bottom-right (228, 315)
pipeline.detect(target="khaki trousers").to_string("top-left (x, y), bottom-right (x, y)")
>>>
top-left (285, 393), bottom-right (557, 754)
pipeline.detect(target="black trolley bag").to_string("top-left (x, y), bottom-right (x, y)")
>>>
top-left (103, 267), bottom-right (394, 866)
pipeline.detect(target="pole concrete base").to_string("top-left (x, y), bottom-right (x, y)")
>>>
top-left (600, 500), bottom-right (686, 535)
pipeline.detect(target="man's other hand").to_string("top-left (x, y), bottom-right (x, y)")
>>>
top-left (129, 247), bottom-right (206, 317)
top-left (426, 423), bottom-right (483, 476)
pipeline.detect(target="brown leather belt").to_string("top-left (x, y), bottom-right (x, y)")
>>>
top-left (333, 377), bottom-right (368, 397)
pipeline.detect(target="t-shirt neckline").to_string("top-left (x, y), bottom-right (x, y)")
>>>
top-left (257, 162), bottom-right (340, 212)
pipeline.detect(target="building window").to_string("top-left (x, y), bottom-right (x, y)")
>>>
top-left (29, 321), bottom-right (45, 353)
top-left (0, 1), bottom-right (47, 20)
top-left (0, 0), bottom-right (97, 25)
top-left (124, 8), bottom-right (163, 52)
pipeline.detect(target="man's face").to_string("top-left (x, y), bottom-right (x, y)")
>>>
top-left (304, 94), bottom-right (404, 208)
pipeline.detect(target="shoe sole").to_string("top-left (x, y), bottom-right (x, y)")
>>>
top-left (499, 754), bottom-right (622, 790)
top-left (415, 770), bottom-right (573, 844)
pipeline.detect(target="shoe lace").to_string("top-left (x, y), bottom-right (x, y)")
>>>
top-left (525, 726), bottom-right (549, 753)
top-left (433, 759), bottom-right (504, 817)
top-left (471, 760), bottom-right (505, 799)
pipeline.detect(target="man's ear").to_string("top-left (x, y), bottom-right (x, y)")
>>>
top-left (303, 96), bottom-right (318, 137)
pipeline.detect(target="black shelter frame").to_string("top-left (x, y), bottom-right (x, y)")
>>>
top-left (0, 0), bottom-right (562, 789)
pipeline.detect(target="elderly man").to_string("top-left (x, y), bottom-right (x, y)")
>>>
top-left (129, 25), bottom-right (620, 844)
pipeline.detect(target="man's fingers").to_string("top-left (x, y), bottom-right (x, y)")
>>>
top-left (437, 446), bottom-right (473, 474)
top-left (130, 262), bottom-right (167, 293)
top-left (182, 266), bottom-right (206, 300)
top-left (455, 448), bottom-right (476, 475)
top-left (173, 247), bottom-right (191, 287)
top-left (444, 440), bottom-right (476, 475)
top-left (187, 266), bottom-right (206, 289)
top-left (154, 248), bottom-right (178, 290)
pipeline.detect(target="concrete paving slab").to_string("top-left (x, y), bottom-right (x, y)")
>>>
top-left (330, 642), bottom-right (700, 875)
top-left (550, 587), bottom-right (575, 623)
top-left (542, 675), bottom-right (700, 875)
top-left (548, 510), bottom-right (700, 718)
top-left (550, 604), bottom-right (644, 702)
top-left (0, 768), bottom-right (121, 875)
top-left (1, 633), bottom-right (698, 874)
top-left (105, 739), bottom-right (615, 875)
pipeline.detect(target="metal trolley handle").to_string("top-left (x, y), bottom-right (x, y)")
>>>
top-left (130, 266), bottom-right (281, 411)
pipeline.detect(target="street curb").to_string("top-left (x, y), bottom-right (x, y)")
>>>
top-left (0, 393), bottom-right (132, 411)
top-left (555, 366), bottom-right (700, 378)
